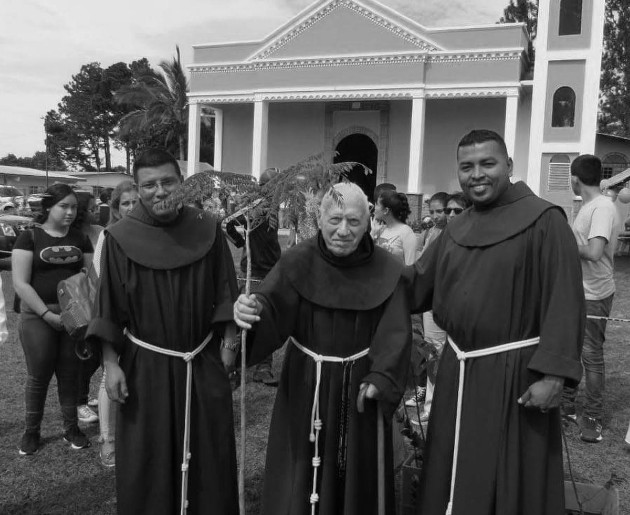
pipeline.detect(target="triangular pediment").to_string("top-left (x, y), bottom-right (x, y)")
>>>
top-left (249, 0), bottom-right (441, 61)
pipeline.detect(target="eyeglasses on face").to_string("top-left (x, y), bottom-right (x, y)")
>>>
top-left (445, 207), bottom-right (464, 215)
top-left (429, 209), bottom-right (444, 215)
top-left (138, 178), bottom-right (180, 192)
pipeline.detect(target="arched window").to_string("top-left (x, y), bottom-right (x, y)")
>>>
top-left (551, 87), bottom-right (576, 127)
top-left (551, 154), bottom-right (571, 164)
top-left (559, 0), bottom-right (583, 36)
top-left (602, 152), bottom-right (629, 180)
top-left (548, 154), bottom-right (571, 192)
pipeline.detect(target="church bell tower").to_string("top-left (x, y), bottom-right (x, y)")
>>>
top-left (526, 0), bottom-right (606, 216)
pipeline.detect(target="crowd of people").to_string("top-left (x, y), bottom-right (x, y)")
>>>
top-left (3, 128), bottom-right (624, 515)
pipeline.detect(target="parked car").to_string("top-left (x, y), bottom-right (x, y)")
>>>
top-left (0, 186), bottom-right (25, 212)
top-left (0, 213), bottom-right (35, 256)
top-left (25, 193), bottom-right (45, 212)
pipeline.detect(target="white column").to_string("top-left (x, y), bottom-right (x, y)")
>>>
top-left (581, 0), bottom-right (606, 154)
top-left (213, 108), bottom-right (223, 171)
top-left (504, 94), bottom-right (519, 159)
top-left (526, 0), bottom-right (551, 196)
top-left (407, 95), bottom-right (426, 193)
top-left (186, 101), bottom-right (201, 178)
top-left (251, 99), bottom-right (269, 181)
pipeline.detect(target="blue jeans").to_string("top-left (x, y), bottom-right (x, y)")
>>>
top-left (19, 306), bottom-right (80, 433)
top-left (563, 294), bottom-right (614, 420)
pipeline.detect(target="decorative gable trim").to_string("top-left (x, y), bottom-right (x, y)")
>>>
top-left (188, 84), bottom-right (521, 104)
top-left (188, 49), bottom-right (522, 75)
top-left (190, 53), bottom-right (427, 74)
top-left (248, 0), bottom-right (439, 61)
top-left (427, 49), bottom-right (523, 63)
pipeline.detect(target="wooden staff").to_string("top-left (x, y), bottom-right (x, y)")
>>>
top-left (239, 214), bottom-right (251, 514)
top-left (377, 402), bottom-right (385, 515)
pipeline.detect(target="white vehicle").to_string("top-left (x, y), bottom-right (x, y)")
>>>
top-left (0, 186), bottom-right (25, 211)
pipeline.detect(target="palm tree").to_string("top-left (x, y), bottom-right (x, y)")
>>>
top-left (115, 46), bottom-right (189, 160)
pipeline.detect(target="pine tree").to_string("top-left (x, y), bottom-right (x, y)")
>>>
top-left (499, 0), bottom-right (538, 75)
top-left (598, 0), bottom-right (630, 137)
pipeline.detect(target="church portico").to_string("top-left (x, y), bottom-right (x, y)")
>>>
top-left (189, 89), bottom-right (521, 195)
top-left (188, 0), bottom-right (615, 216)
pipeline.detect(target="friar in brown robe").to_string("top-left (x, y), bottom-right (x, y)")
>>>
top-left (235, 182), bottom-right (412, 515)
top-left (408, 130), bottom-right (584, 515)
top-left (86, 149), bottom-right (239, 515)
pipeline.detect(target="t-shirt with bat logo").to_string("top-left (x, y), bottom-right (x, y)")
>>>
top-left (14, 226), bottom-right (93, 304)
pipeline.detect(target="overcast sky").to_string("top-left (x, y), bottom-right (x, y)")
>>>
top-left (0, 0), bottom-right (510, 165)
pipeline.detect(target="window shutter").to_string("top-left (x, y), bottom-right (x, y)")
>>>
top-left (548, 163), bottom-right (571, 192)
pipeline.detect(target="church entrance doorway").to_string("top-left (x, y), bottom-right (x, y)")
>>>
top-left (334, 133), bottom-right (378, 202)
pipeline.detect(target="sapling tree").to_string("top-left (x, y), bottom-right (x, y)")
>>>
top-left (155, 152), bottom-right (368, 511)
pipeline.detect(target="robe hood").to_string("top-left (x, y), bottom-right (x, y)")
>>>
top-left (277, 231), bottom-right (403, 310)
top-left (107, 202), bottom-right (217, 269)
top-left (447, 181), bottom-right (565, 247)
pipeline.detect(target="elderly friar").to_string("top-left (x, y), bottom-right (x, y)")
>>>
top-left (234, 182), bottom-right (412, 515)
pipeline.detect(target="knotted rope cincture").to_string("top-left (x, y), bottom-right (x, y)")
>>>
top-left (124, 328), bottom-right (214, 515)
top-left (289, 337), bottom-right (369, 515)
top-left (444, 335), bottom-right (540, 515)
top-left (587, 315), bottom-right (630, 323)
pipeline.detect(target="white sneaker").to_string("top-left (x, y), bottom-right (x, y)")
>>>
top-left (87, 398), bottom-right (99, 408)
top-left (77, 405), bottom-right (99, 424)
top-left (404, 387), bottom-right (426, 407)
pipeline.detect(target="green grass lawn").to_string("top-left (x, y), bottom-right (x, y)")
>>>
top-left (562, 256), bottom-right (630, 513)
top-left (1, 250), bottom-right (629, 514)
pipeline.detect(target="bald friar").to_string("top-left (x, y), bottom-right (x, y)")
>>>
top-left (234, 182), bottom-right (412, 515)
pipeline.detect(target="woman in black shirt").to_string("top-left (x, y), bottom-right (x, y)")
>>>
top-left (12, 184), bottom-right (93, 455)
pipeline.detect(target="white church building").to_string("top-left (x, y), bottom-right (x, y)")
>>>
top-left (186, 0), bottom-right (605, 217)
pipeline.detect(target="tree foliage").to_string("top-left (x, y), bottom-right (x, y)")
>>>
top-left (499, 0), bottom-right (538, 75)
top-left (115, 46), bottom-right (190, 160)
top-left (46, 62), bottom-right (134, 171)
top-left (112, 58), bottom-right (171, 172)
top-left (41, 48), bottom-right (216, 172)
top-left (598, 0), bottom-right (630, 137)
top-left (154, 153), bottom-right (362, 231)
top-left (0, 151), bottom-right (66, 171)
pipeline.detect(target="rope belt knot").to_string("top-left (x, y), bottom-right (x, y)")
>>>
top-left (289, 336), bottom-right (369, 515)
top-left (444, 335), bottom-right (539, 515)
top-left (124, 328), bottom-right (214, 515)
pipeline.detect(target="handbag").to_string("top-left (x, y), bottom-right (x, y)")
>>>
top-left (57, 261), bottom-right (98, 356)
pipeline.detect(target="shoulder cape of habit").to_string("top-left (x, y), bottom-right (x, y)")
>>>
top-left (106, 203), bottom-right (217, 269)
top-left (277, 234), bottom-right (403, 311)
top-left (447, 181), bottom-right (566, 247)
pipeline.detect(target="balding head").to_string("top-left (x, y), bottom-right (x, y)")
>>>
top-left (318, 182), bottom-right (370, 257)
top-left (319, 182), bottom-right (370, 220)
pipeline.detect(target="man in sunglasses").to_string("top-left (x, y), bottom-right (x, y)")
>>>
top-left (408, 129), bottom-right (584, 515)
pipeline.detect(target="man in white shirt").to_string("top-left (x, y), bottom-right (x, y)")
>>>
top-left (563, 154), bottom-right (619, 443)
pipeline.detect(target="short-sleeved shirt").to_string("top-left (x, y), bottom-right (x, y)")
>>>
top-left (14, 226), bottom-right (93, 303)
top-left (572, 195), bottom-right (619, 300)
top-left (373, 222), bottom-right (418, 265)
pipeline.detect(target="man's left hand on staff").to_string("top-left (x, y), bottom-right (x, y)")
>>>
top-left (233, 294), bottom-right (262, 329)
top-left (356, 382), bottom-right (381, 413)
top-left (518, 374), bottom-right (564, 413)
